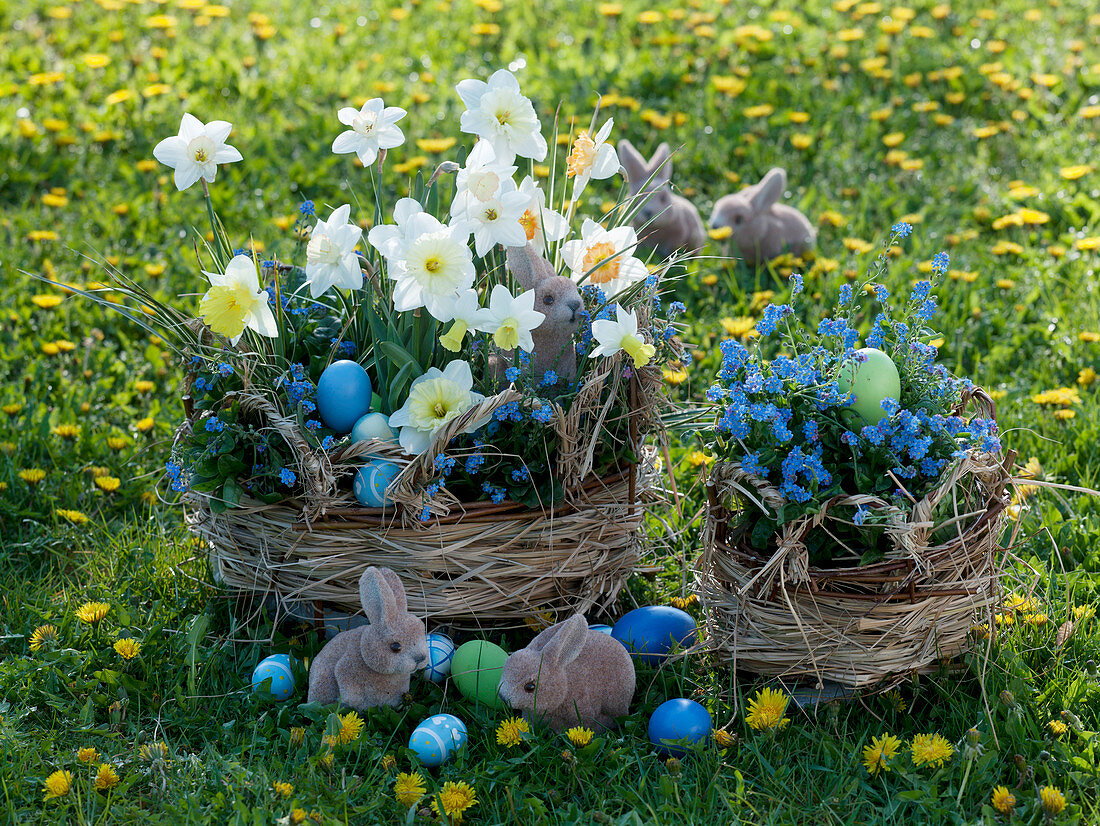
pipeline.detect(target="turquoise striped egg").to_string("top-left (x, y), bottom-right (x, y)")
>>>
top-left (424, 632), bottom-right (455, 683)
top-left (353, 459), bottom-right (400, 507)
top-left (251, 654), bottom-right (295, 701)
top-left (409, 714), bottom-right (467, 767)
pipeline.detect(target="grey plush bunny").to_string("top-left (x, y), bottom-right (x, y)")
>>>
top-left (499, 243), bottom-right (583, 382)
top-left (498, 614), bottom-right (635, 732)
top-left (307, 567), bottom-right (428, 711)
top-left (618, 140), bottom-right (706, 257)
top-left (708, 168), bottom-right (816, 265)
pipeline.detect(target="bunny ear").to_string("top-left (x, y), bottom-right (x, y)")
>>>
top-left (506, 243), bottom-right (554, 291)
top-left (379, 567), bottom-right (407, 615)
top-left (616, 140), bottom-right (646, 182)
top-left (540, 614), bottom-right (589, 668)
top-left (527, 622), bottom-right (563, 653)
top-left (749, 168), bottom-right (787, 213)
top-left (359, 567), bottom-right (398, 625)
top-left (650, 143), bottom-right (673, 183)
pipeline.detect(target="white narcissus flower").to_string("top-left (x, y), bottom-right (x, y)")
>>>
top-left (516, 176), bottom-right (569, 252)
top-left (479, 284), bottom-right (545, 352)
top-left (590, 305), bottom-right (656, 368)
top-left (562, 218), bottom-right (650, 299)
top-left (391, 215), bottom-right (476, 319)
top-left (305, 204), bottom-right (363, 298)
top-left (389, 360), bottom-right (487, 455)
top-left (453, 141), bottom-right (517, 206)
top-left (566, 118), bottom-right (620, 197)
top-left (456, 69), bottom-right (547, 164)
top-left (366, 197), bottom-right (427, 264)
top-left (332, 98), bottom-right (407, 166)
top-left (438, 289), bottom-right (488, 352)
top-left (198, 254), bottom-right (277, 345)
top-left (152, 113), bottom-right (243, 191)
top-left (454, 187), bottom-right (531, 256)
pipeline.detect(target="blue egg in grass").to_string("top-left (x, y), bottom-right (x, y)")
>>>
top-left (353, 459), bottom-right (400, 507)
top-left (648, 699), bottom-right (712, 757)
top-left (611, 606), bottom-right (697, 666)
top-left (251, 654), bottom-right (296, 701)
top-left (589, 624), bottom-right (614, 635)
top-left (350, 411), bottom-right (398, 444)
top-left (409, 714), bottom-right (468, 767)
top-left (316, 359), bottom-right (372, 434)
top-left (423, 632), bottom-right (455, 683)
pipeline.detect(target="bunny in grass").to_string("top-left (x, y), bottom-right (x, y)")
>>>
top-left (617, 139), bottom-right (707, 258)
top-left (307, 567), bottom-right (428, 711)
top-left (498, 613), bottom-right (635, 732)
top-left (708, 167), bottom-right (816, 265)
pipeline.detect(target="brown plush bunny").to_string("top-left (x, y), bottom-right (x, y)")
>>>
top-left (618, 140), bottom-right (706, 257)
top-left (307, 567), bottom-right (428, 711)
top-left (708, 168), bottom-right (816, 265)
top-left (496, 243), bottom-right (583, 382)
top-left (498, 614), bottom-right (635, 732)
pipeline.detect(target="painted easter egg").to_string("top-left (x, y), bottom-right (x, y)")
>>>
top-left (837, 347), bottom-right (901, 425)
top-left (251, 654), bottom-right (295, 701)
top-left (351, 411), bottom-right (398, 444)
top-left (451, 640), bottom-right (508, 709)
top-left (316, 359), bottom-right (372, 434)
top-left (423, 632), bottom-right (456, 683)
top-left (589, 624), bottom-right (614, 635)
top-left (611, 606), bottom-right (697, 666)
top-left (408, 713), bottom-right (468, 767)
top-left (648, 699), bottom-right (712, 757)
top-left (353, 459), bottom-right (400, 507)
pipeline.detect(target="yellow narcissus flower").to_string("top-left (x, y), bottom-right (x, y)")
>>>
top-left (389, 360), bottom-right (485, 455)
top-left (76, 601), bottom-right (111, 624)
top-left (566, 727), bottom-right (594, 747)
top-left (199, 255), bottom-right (278, 344)
top-left (863, 733), bottom-right (902, 776)
top-left (591, 306), bottom-right (656, 368)
top-left (337, 711), bottom-right (364, 745)
top-left (991, 785), bottom-right (1015, 815)
top-left (431, 781), bottom-right (478, 824)
top-left (495, 717), bottom-right (531, 747)
top-left (43, 770), bottom-right (73, 800)
top-left (745, 687), bottom-right (790, 731)
top-left (909, 733), bottom-right (954, 768)
top-left (29, 624), bottom-right (58, 651)
top-left (94, 763), bottom-right (120, 791)
top-left (114, 638), bottom-right (142, 660)
top-left (394, 771), bottom-right (427, 807)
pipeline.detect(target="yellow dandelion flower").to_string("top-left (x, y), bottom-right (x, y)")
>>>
top-left (746, 687), bottom-right (790, 731)
top-left (720, 316), bottom-right (759, 340)
top-left (702, 273), bottom-right (718, 286)
top-left (1031, 387), bottom-right (1081, 407)
top-left (139, 741), bottom-right (168, 761)
top-left (114, 638), bottom-right (141, 659)
top-left (1078, 367), bottom-right (1097, 387)
top-left (106, 436), bottom-right (129, 450)
top-left (1076, 237), bottom-right (1100, 252)
top-left (663, 364), bottom-right (689, 385)
top-left (28, 230), bottom-right (60, 242)
top-left (1060, 165), bottom-right (1092, 181)
top-left (431, 781), bottom-right (478, 824)
top-left (708, 226), bottom-right (733, 240)
top-left (52, 424), bottom-right (80, 439)
top-left (991, 785), bottom-right (1015, 815)
top-left (273, 781), bottom-right (294, 798)
top-left (566, 726), bottom-right (594, 747)
top-left (95, 476), bottom-right (121, 492)
top-left (77, 747), bottom-right (99, 764)
top-left (743, 104), bottom-right (775, 118)
top-left (43, 769), bottom-right (73, 800)
top-left (32, 294), bottom-right (64, 309)
top-left (289, 727), bottom-right (305, 747)
top-left (94, 763), bottom-right (119, 791)
top-left (714, 729), bottom-right (737, 748)
top-left (394, 771), bottom-right (427, 808)
top-left (29, 624), bottom-right (59, 651)
top-left (863, 733), bottom-right (902, 775)
top-left (380, 753), bottom-right (396, 772)
top-left (416, 137), bottom-right (457, 153)
top-left (670, 595), bottom-right (699, 609)
top-left (1048, 719), bottom-right (1068, 737)
top-left (1039, 785), bottom-right (1066, 815)
top-left (909, 732), bottom-right (954, 768)
top-left (2, 402), bottom-right (23, 416)
top-left (1003, 593), bottom-right (1033, 612)
top-left (19, 468), bottom-right (47, 484)
top-left (136, 417), bottom-right (155, 432)
top-left (76, 601), bottom-right (111, 624)
top-left (496, 717), bottom-right (531, 747)
top-left (686, 451), bottom-right (715, 468)
top-left (337, 711), bottom-right (364, 745)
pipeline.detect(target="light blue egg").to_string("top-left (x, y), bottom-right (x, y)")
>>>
top-left (251, 654), bottom-right (295, 701)
top-left (316, 360), bottom-right (372, 434)
top-left (353, 460), bottom-right (400, 507)
top-left (409, 713), bottom-right (467, 767)
top-left (648, 698), bottom-right (712, 757)
top-left (351, 412), bottom-right (398, 444)
top-left (423, 632), bottom-right (455, 683)
top-left (590, 624), bottom-right (614, 635)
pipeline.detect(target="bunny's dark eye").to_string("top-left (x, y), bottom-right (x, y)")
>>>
top-left (543, 295), bottom-right (555, 306)
top-left (733, 216), bottom-right (744, 226)
top-left (390, 642), bottom-right (403, 653)
top-left (524, 681), bottom-right (537, 693)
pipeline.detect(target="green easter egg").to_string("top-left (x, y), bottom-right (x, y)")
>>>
top-left (837, 348), bottom-right (901, 424)
top-left (450, 640), bottom-right (508, 709)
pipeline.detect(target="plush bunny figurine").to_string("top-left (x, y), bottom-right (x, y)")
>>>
top-left (708, 168), bottom-right (816, 265)
top-left (501, 242), bottom-right (583, 381)
top-left (498, 613), bottom-right (635, 732)
top-left (307, 567), bottom-right (428, 711)
top-left (617, 140), bottom-right (706, 257)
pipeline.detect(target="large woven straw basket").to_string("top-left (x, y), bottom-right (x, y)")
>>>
top-left (698, 389), bottom-right (1013, 689)
top-left (183, 356), bottom-right (664, 628)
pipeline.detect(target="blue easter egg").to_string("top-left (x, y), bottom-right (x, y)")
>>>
top-left (353, 460), bottom-right (400, 507)
top-left (251, 654), bottom-right (295, 701)
top-left (611, 606), bottom-right (697, 666)
top-left (316, 360), bottom-right (372, 434)
top-left (424, 632), bottom-right (455, 683)
top-left (648, 699), bottom-right (712, 757)
top-left (409, 713), bottom-right (468, 767)
top-left (351, 411), bottom-right (398, 444)
top-left (590, 624), bottom-right (614, 635)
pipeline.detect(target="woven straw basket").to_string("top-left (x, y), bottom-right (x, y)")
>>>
top-left (182, 356), bottom-right (664, 628)
top-left (698, 389), bottom-right (1013, 689)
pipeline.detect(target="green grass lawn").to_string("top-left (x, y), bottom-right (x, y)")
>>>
top-left (3, 0), bottom-right (1100, 822)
